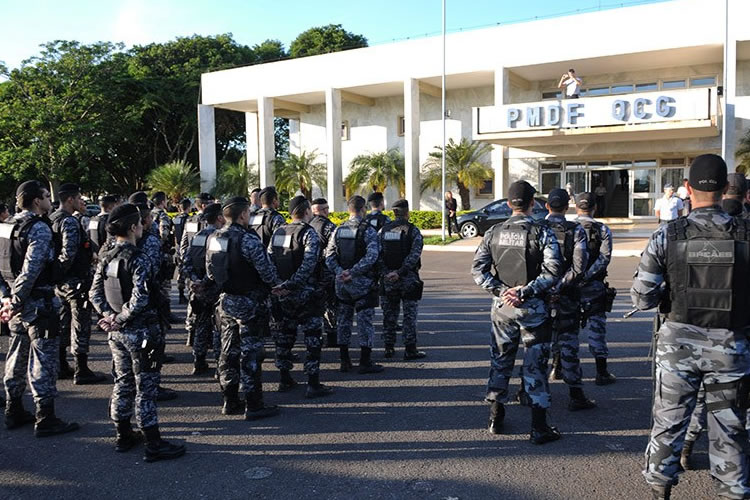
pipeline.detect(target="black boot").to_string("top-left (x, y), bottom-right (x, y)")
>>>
top-left (339, 346), bottom-right (353, 373)
top-left (515, 386), bottom-right (531, 407)
top-left (222, 385), bottom-right (244, 415)
top-left (358, 347), bottom-right (384, 374)
top-left (488, 402), bottom-right (505, 434)
top-left (305, 374), bottom-right (334, 399)
top-left (595, 357), bottom-right (617, 386)
top-left (115, 419), bottom-right (143, 452)
top-left (143, 425), bottom-right (185, 462)
top-left (4, 397), bottom-right (35, 430)
top-left (549, 352), bottom-right (562, 381)
top-left (34, 401), bottom-right (79, 437)
top-left (244, 390), bottom-right (280, 421)
top-left (73, 354), bottom-right (107, 385)
top-left (651, 484), bottom-right (671, 500)
top-left (325, 331), bottom-right (338, 348)
top-left (680, 440), bottom-right (695, 471)
top-left (529, 407), bottom-right (561, 445)
top-left (568, 387), bottom-right (597, 411)
top-left (191, 355), bottom-right (210, 376)
top-left (178, 291), bottom-right (188, 305)
top-left (384, 344), bottom-right (396, 358)
top-left (58, 349), bottom-right (74, 380)
top-left (156, 386), bottom-right (178, 401)
top-left (278, 370), bottom-right (298, 392)
top-left (404, 344), bottom-right (426, 360)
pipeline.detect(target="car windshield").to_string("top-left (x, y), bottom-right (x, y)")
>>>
top-left (483, 201), bottom-right (510, 214)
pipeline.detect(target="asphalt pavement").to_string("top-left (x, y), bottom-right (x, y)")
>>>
top-left (0, 255), bottom-right (720, 499)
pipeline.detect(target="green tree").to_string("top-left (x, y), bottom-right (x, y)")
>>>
top-left (736, 129), bottom-right (750, 175)
top-left (421, 138), bottom-right (493, 210)
top-left (253, 39), bottom-right (287, 63)
top-left (289, 24), bottom-right (368, 58)
top-left (273, 150), bottom-right (327, 200)
top-left (213, 156), bottom-right (259, 199)
top-left (345, 149), bottom-right (405, 197)
top-left (146, 160), bottom-right (200, 204)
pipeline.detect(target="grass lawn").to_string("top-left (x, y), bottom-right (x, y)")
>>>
top-left (423, 235), bottom-right (461, 245)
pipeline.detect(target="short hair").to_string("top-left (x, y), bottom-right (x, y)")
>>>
top-left (393, 206), bottom-right (408, 218)
top-left (17, 181), bottom-right (46, 210)
top-left (59, 191), bottom-right (78, 203)
top-left (347, 195), bottom-right (366, 213)
top-left (250, 188), bottom-right (261, 195)
top-left (223, 203), bottom-right (248, 221)
top-left (206, 212), bottom-right (220, 225)
top-left (100, 195), bottom-right (118, 211)
top-left (152, 191), bottom-right (167, 205)
top-left (180, 199), bottom-right (191, 211)
top-left (260, 187), bottom-right (278, 206)
top-left (568, 68), bottom-right (575, 73)
top-left (368, 192), bottom-right (384, 208)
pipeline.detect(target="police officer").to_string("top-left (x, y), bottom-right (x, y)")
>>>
top-left (540, 189), bottom-right (596, 411)
top-left (269, 196), bottom-right (334, 398)
top-left (575, 192), bottom-right (617, 385)
top-left (89, 195), bottom-right (120, 253)
top-left (1, 180), bottom-right (79, 436)
top-left (365, 192), bottom-right (391, 232)
top-left (173, 198), bottom-right (192, 305)
top-left (309, 198), bottom-right (338, 348)
top-left (632, 154), bottom-right (750, 499)
top-left (721, 173), bottom-right (750, 218)
top-left (90, 203), bottom-right (186, 461)
top-left (151, 192), bottom-right (177, 323)
top-left (378, 199), bottom-right (426, 360)
top-left (181, 203), bottom-right (223, 375)
top-left (206, 196), bottom-right (282, 419)
top-left (249, 187), bottom-right (262, 214)
top-left (50, 183), bottom-right (104, 385)
top-left (325, 195), bottom-right (383, 374)
top-left (471, 180), bottom-right (562, 444)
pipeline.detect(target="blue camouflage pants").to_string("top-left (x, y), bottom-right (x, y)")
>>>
top-left (190, 294), bottom-right (218, 360)
top-left (218, 300), bottom-right (265, 394)
top-left (381, 295), bottom-right (418, 347)
top-left (583, 312), bottom-right (608, 358)
top-left (272, 316), bottom-right (323, 376)
top-left (553, 330), bottom-right (583, 388)
top-left (337, 303), bottom-right (375, 349)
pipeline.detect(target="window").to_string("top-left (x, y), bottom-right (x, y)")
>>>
top-left (690, 76), bottom-right (716, 87)
top-left (566, 171), bottom-right (587, 195)
top-left (635, 82), bottom-right (658, 92)
top-left (479, 179), bottom-right (493, 195)
top-left (542, 91), bottom-right (562, 100)
top-left (584, 87), bottom-right (610, 96)
top-left (341, 120), bottom-right (350, 141)
top-left (633, 198), bottom-right (654, 216)
top-left (541, 162), bottom-right (562, 170)
top-left (661, 158), bottom-right (686, 166)
top-left (397, 116), bottom-right (405, 136)
top-left (485, 201), bottom-right (511, 215)
top-left (661, 168), bottom-right (686, 190)
top-left (611, 84), bottom-right (634, 94)
top-left (661, 80), bottom-right (686, 89)
top-left (541, 172), bottom-right (562, 195)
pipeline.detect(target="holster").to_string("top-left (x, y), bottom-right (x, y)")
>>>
top-left (605, 285), bottom-right (617, 313)
top-left (402, 279), bottom-right (424, 301)
top-left (30, 296), bottom-right (59, 340)
top-left (138, 337), bottom-right (162, 373)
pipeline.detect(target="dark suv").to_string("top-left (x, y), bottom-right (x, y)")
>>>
top-left (457, 197), bottom-right (549, 238)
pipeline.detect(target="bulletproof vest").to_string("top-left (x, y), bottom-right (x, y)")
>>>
top-left (490, 220), bottom-right (543, 288)
top-left (271, 223), bottom-right (310, 281)
top-left (540, 219), bottom-right (577, 272)
top-left (206, 225), bottom-right (260, 294)
top-left (50, 210), bottom-right (93, 281)
top-left (381, 220), bottom-right (416, 271)
top-left (186, 228), bottom-right (214, 280)
top-left (365, 212), bottom-right (389, 232)
top-left (249, 208), bottom-right (281, 247)
top-left (309, 215), bottom-right (333, 248)
top-left (103, 244), bottom-right (138, 313)
top-left (665, 217), bottom-right (750, 329)
top-left (88, 213), bottom-right (109, 249)
top-left (335, 220), bottom-right (368, 270)
top-left (579, 219), bottom-right (604, 276)
top-left (173, 213), bottom-right (188, 246)
top-left (184, 215), bottom-right (206, 248)
top-left (0, 216), bottom-right (55, 286)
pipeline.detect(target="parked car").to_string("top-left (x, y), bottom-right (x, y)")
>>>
top-left (457, 197), bottom-right (549, 238)
top-left (86, 204), bottom-right (101, 217)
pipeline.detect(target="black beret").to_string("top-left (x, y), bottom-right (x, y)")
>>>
top-left (128, 191), bottom-right (149, 205)
top-left (547, 188), bottom-right (570, 209)
top-left (311, 198), bottom-right (328, 206)
top-left (689, 154), bottom-right (727, 192)
top-left (203, 203), bottom-right (222, 218)
top-left (109, 203), bottom-right (140, 223)
top-left (197, 192), bottom-right (214, 202)
top-left (16, 180), bottom-right (45, 198)
top-left (726, 173), bottom-right (746, 196)
top-left (289, 195), bottom-right (310, 215)
top-left (507, 181), bottom-right (536, 208)
top-left (392, 199), bottom-right (409, 210)
top-left (222, 196), bottom-right (249, 210)
top-left (575, 192), bottom-right (596, 210)
top-left (367, 192), bottom-right (384, 203)
top-left (58, 183), bottom-right (80, 196)
top-left (101, 194), bottom-right (118, 205)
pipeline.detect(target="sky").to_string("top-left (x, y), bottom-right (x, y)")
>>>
top-left (0, 0), bottom-right (673, 70)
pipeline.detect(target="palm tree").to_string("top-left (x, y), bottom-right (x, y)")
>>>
top-left (736, 129), bottom-right (750, 175)
top-left (345, 149), bottom-right (405, 197)
top-left (213, 155), bottom-right (259, 199)
top-left (420, 138), bottom-right (492, 210)
top-left (273, 150), bottom-right (327, 200)
top-left (147, 160), bottom-right (200, 204)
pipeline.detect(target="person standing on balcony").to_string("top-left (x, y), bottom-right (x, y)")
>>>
top-left (558, 69), bottom-right (582, 99)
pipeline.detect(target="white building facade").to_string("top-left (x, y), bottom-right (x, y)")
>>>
top-left (200, 0), bottom-right (750, 218)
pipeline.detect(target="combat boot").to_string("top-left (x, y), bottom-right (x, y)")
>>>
top-left (221, 385), bottom-right (244, 415)
top-left (156, 386), bottom-right (178, 401)
top-left (114, 419), bottom-right (143, 452)
top-left (488, 401), bottom-right (504, 434)
top-left (404, 344), bottom-right (426, 360)
top-left (650, 484), bottom-right (671, 500)
top-left (595, 357), bottom-right (617, 385)
top-left (278, 370), bottom-right (298, 392)
top-left (191, 355), bottom-right (210, 376)
top-left (244, 390), bottom-right (280, 421)
top-left (358, 347), bottom-right (384, 374)
top-left (680, 440), bottom-right (695, 471)
top-left (568, 387), bottom-right (597, 411)
top-left (4, 397), bottom-right (35, 430)
top-left (529, 407), bottom-right (561, 445)
top-left (178, 291), bottom-right (188, 305)
top-left (384, 344), bottom-right (396, 358)
top-left (34, 401), bottom-right (79, 437)
top-left (142, 425), bottom-right (186, 462)
top-left (305, 374), bottom-right (334, 399)
top-left (549, 352), bottom-right (562, 381)
top-left (58, 350), bottom-right (74, 380)
top-left (73, 354), bottom-right (107, 385)
top-left (339, 346), bottom-right (353, 373)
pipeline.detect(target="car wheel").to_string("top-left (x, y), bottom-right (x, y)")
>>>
top-left (460, 221), bottom-right (478, 239)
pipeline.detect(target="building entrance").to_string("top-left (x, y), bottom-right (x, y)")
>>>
top-left (590, 170), bottom-right (629, 217)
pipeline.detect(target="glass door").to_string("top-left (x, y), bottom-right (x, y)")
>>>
top-left (631, 161), bottom-right (658, 218)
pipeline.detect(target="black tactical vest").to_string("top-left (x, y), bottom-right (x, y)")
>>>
top-left (249, 208), bottom-right (280, 247)
top-left (184, 215), bottom-right (206, 248)
top-left (335, 220), bottom-right (368, 270)
top-left (490, 219), bottom-right (543, 288)
top-left (186, 228), bottom-right (214, 280)
top-left (579, 219), bottom-right (604, 277)
top-left (0, 216), bottom-right (55, 286)
top-left (365, 212), bottom-right (389, 232)
top-left (540, 219), bottom-right (577, 272)
top-left (88, 213), bottom-right (109, 250)
top-left (206, 225), bottom-right (260, 294)
top-left (381, 220), bottom-right (416, 271)
top-left (271, 223), bottom-right (310, 281)
top-left (309, 215), bottom-right (333, 248)
top-left (173, 213), bottom-right (189, 246)
top-left (665, 217), bottom-right (750, 329)
top-left (103, 244), bottom-right (139, 313)
top-left (50, 210), bottom-right (93, 281)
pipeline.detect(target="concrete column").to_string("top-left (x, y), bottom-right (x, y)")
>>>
top-left (325, 88), bottom-right (344, 211)
top-left (493, 68), bottom-right (510, 197)
top-left (404, 78), bottom-right (421, 209)
top-left (722, 9), bottom-right (737, 171)
top-left (245, 112), bottom-right (259, 190)
top-left (198, 104), bottom-right (216, 193)
top-left (258, 97), bottom-right (275, 187)
top-left (288, 118), bottom-right (301, 156)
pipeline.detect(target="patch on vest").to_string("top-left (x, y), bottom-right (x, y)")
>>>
top-left (369, 219), bottom-right (379, 228)
top-left (272, 234), bottom-right (292, 248)
top-left (191, 234), bottom-right (207, 247)
top-left (338, 228), bottom-right (356, 239)
top-left (686, 240), bottom-right (734, 264)
top-left (88, 220), bottom-right (99, 231)
top-left (383, 231), bottom-right (401, 241)
top-left (186, 222), bottom-right (200, 233)
top-left (208, 236), bottom-right (228, 253)
top-left (249, 215), bottom-right (265, 226)
top-left (0, 223), bottom-right (13, 240)
top-left (497, 231), bottom-right (526, 248)
top-left (106, 259), bottom-right (122, 279)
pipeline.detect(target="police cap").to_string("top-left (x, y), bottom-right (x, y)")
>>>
top-left (392, 199), bottom-right (409, 210)
top-left (726, 173), bottom-right (746, 196)
top-left (197, 192), bottom-right (214, 202)
top-left (311, 198), bottom-right (327, 206)
top-left (575, 192), bottom-right (597, 210)
top-left (689, 154), bottom-right (728, 192)
top-left (58, 183), bottom-right (80, 196)
top-left (16, 180), bottom-right (45, 198)
top-left (507, 181), bottom-right (536, 208)
top-left (108, 203), bottom-right (140, 224)
top-left (547, 188), bottom-right (569, 209)
top-left (222, 196), bottom-right (249, 210)
top-left (288, 195), bottom-right (310, 215)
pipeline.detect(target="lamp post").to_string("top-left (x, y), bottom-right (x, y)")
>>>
top-left (441, 0), bottom-right (447, 240)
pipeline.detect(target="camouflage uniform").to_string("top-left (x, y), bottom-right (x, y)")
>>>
top-left (325, 216), bottom-right (380, 349)
top-left (471, 215), bottom-right (562, 409)
top-left (151, 207), bottom-right (175, 309)
top-left (138, 228), bottom-right (169, 337)
top-left (180, 211), bottom-right (206, 342)
top-left (172, 212), bottom-right (190, 298)
top-left (3, 211), bottom-right (61, 407)
top-left (310, 215), bottom-right (337, 344)
top-left (250, 208), bottom-right (286, 339)
top-left (632, 207), bottom-right (750, 498)
top-left (90, 241), bottom-right (161, 428)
